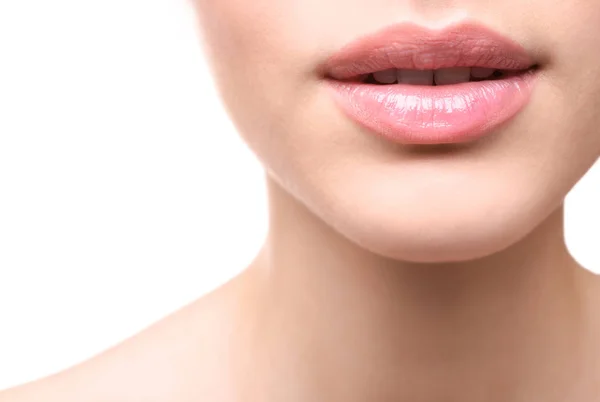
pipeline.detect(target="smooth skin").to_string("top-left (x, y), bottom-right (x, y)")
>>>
top-left (2, 0), bottom-right (600, 401)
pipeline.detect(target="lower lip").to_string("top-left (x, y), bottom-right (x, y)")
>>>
top-left (325, 71), bottom-right (537, 145)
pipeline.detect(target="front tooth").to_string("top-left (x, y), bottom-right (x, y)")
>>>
top-left (434, 67), bottom-right (471, 85)
top-left (373, 69), bottom-right (397, 84)
top-left (397, 69), bottom-right (434, 85)
top-left (471, 67), bottom-right (496, 79)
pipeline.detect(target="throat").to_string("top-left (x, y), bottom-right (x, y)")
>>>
top-left (249, 253), bottom-right (586, 402)
top-left (242, 187), bottom-right (588, 401)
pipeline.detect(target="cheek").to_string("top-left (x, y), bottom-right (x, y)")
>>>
top-left (530, 4), bottom-right (600, 157)
top-left (192, 2), bottom-right (295, 117)
top-left (191, 0), bottom-right (329, 169)
top-left (531, 2), bottom-right (600, 90)
top-left (193, 1), bottom-right (306, 80)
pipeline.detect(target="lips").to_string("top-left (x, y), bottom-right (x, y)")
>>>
top-left (321, 21), bottom-right (539, 145)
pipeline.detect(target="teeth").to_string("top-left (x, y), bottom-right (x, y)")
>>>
top-left (397, 69), bottom-right (434, 85)
top-left (434, 67), bottom-right (471, 85)
top-left (471, 67), bottom-right (496, 79)
top-left (363, 67), bottom-right (506, 85)
top-left (373, 69), bottom-right (397, 84)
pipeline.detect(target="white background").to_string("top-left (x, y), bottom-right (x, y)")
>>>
top-left (0, 0), bottom-right (598, 391)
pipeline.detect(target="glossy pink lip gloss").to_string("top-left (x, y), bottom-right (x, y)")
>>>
top-left (322, 21), bottom-right (538, 145)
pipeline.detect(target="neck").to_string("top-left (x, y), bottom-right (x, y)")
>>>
top-left (243, 176), bottom-right (592, 401)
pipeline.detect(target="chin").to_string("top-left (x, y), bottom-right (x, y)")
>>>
top-left (328, 206), bottom-right (544, 263)
top-left (302, 170), bottom-right (562, 264)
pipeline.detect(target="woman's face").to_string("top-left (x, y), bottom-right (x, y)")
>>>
top-left (192, 0), bottom-right (600, 262)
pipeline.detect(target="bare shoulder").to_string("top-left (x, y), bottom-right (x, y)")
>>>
top-left (0, 271), bottom-right (252, 402)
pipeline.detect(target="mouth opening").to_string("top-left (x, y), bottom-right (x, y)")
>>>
top-left (335, 64), bottom-right (539, 86)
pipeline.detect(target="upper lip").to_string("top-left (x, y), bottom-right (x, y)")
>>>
top-left (322, 21), bottom-right (536, 80)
